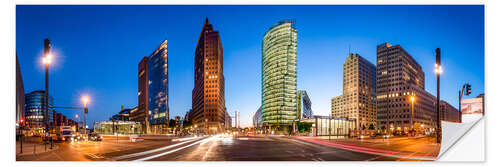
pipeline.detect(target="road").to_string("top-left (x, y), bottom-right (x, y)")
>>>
top-left (17, 135), bottom-right (409, 161)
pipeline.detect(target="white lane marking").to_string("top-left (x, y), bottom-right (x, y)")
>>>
top-left (135, 135), bottom-right (219, 161)
top-left (110, 137), bottom-right (199, 161)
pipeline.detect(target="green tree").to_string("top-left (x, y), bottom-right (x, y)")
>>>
top-left (296, 122), bottom-right (313, 133)
top-left (369, 123), bottom-right (375, 130)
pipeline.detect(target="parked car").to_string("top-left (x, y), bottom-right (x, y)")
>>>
top-left (88, 133), bottom-right (102, 141)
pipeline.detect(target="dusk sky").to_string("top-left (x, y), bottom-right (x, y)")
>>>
top-left (16, 5), bottom-right (484, 128)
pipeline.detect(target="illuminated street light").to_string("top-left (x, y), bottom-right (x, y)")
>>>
top-left (81, 96), bottom-right (89, 107)
top-left (409, 95), bottom-right (416, 135)
top-left (42, 53), bottom-right (52, 65)
top-left (435, 48), bottom-right (442, 144)
top-left (81, 95), bottom-right (90, 137)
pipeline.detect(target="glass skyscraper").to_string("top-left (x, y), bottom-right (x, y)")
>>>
top-left (261, 19), bottom-right (298, 130)
top-left (297, 90), bottom-right (313, 120)
top-left (148, 40), bottom-right (169, 134)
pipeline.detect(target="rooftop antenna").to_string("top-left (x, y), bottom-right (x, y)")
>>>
top-left (348, 44), bottom-right (351, 55)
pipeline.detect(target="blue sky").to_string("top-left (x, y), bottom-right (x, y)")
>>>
top-left (16, 5), bottom-right (484, 127)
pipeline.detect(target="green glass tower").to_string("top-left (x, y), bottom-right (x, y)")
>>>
top-left (261, 19), bottom-right (298, 131)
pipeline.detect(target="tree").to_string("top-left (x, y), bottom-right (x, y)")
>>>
top-left (168, 119), bottom-right (176, 128)
top-left (369, 124), bottom-right (375, 130)
top-left (296, 122), bottom-right (313, 133)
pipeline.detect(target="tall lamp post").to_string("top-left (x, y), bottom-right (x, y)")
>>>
top-left (42, 39), bottom-right (52, 135)
top-left (435, 48), bottom-right (443, 144)
top-left (81, 96), bottom-right (89, 137)
top-left (410, 95), bottom-right (415, 135)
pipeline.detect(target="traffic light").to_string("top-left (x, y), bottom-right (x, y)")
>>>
top-left (466, 84), bottom-right (472, 95)
top-left (19, 118), bottom-right (25, 126)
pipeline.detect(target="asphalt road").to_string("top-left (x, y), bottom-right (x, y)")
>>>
top-left (17, 135), bottom-right (408, 161)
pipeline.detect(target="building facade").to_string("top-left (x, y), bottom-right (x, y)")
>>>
top-left (25, 90), bottom-right (53, 134)
top-left (16, 55), bottom-right (25, 130)
top-left (131, 40), bottom-right (169, 134)
top-left (297, 90), bottom-right (313, 119)
top-left (440, 101), bottom-right (460, 123)
top-left (376, 42), bottom-right (437, 134)
top-left (261, 19), bottom-right (298, 130)
top-left (148, 40), bottom-right (169, 134)
top-left (253, 106), bottom-right (263, 128)
top-left (132, 56), bottom-right (150, 134)
top-left (191, 18), bottom-right (227, 134)
top-left (331, 53), bottom-right (377, 130)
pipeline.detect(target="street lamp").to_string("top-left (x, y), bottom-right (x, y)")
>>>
top-left (81, 96), bottom-right (90, 137)
top-left (409, 95), bottom-right (415, 135)
top-left (42, 39), bottom-right (51, 146)
top-left (435, 48), bottom-right (442, 144)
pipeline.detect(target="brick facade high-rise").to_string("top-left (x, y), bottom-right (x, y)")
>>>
top-left (191, 18), bottom-right (227, 134)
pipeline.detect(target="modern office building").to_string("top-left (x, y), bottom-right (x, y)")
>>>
top-left (331, 96), bottom-right (344, 117)
top-left (440, 101), bottom-right (460, 123)
top-left (297, 90), bottom-right (313, 119)
top-left (261, 19), bottom-right (298, 130)
top-left (253, 106), bottom-right (263, 128)
top-left (148, 40), bottom-right (169, 134)
top-left (376, 42), bottom-right (437, 134)
top-left (25, 90), bottom-right (53, 134)
top-left (16, 55), bottom-right (25, 131)
top-left (132, 40), bottom-right (169, 134)
top-left (225, 111), bottom-right (232, 130)
top-left (234, 111), bottom-right (240, 129)
top-left (331, 53), bottom-right (377, 130)
top-left (111, 105), bottom-right (136, 121)
top-left (191, 18), bottom-right (227, 134)
top-left (132, 56), bottom-right (150, 134)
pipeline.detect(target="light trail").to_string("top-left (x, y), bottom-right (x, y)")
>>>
top-left (109, 137), bottom-right (200, 161)
top-left (135, 135), bottom-right (220, 161)
top-left (296, 137), bottom-right (437, 161)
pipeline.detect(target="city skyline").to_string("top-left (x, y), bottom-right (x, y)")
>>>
top-left (16, 5), bottom-right (484, 128)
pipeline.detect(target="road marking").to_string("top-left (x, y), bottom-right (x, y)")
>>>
top-left (109, 137), bottom-right (200, 161)
top-left (87, 153), bottom-right (104, 159)
top-left (135, 136), bottom-right (219, 161)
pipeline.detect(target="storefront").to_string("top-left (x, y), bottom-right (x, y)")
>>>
top-left (94, 120), bottom-right (141, 135)
top-left (295, 116), bottom-right (356, 136)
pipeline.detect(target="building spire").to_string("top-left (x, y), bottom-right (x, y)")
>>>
top-left (204, 17), bottom-right (210, 26)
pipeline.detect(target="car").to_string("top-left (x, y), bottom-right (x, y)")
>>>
top-left (88, 133), bottom-right (102, 141)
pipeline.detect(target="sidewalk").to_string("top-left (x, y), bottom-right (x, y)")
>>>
top-left (294, 136), bottom-right (440, 160)
top-left (16, 140), bottom-right (59, 156)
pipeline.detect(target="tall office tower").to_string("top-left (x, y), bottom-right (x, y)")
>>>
top-left (261, 19), bottom-right (298, 131)
top-left (340, 53), bottom-right (377, 130)
top-left (148, 40), bottom-right (169, 134)
top-left (376, 42), bottom-right (436, 134)
top-left (132, 56), bottom-right (149, 134)
top-left (132, 40), bottom-right (169, 134)
top-left (297, 90), bottom-right (313, 119)
top-left (235, 111), bottom-right (240, 129)
top-left (192, 18), bottom-right (226, 134)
